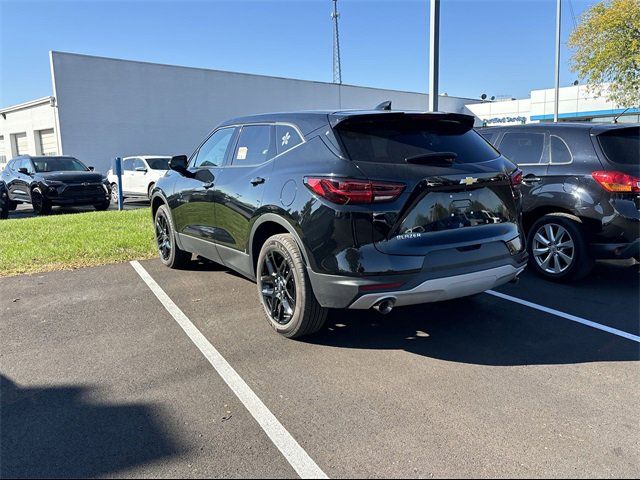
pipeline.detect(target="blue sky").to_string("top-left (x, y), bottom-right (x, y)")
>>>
top-left (0, 0), bottom-right (598, 106)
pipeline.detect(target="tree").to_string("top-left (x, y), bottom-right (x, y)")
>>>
top-left (568, 0), bottom-right (640, 107)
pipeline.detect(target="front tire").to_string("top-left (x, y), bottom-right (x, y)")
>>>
top-left (527, 213), bottom-right (593, 282)
top-left (257, 233), bottom-right (327, 339)
top-left (148, 183), bottom-right (155, 200)
top-left (94, 201), bottom-right (110, 211)
top-left (31, 188), bottom-right (51, 215)
top-left (155, 204), bottom-right (191, 269)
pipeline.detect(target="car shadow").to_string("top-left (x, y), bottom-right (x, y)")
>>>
top-left (10, 199), bottom-right (148, 219)
top-left (0, 374), bottom-right (185, 478)
top-left (303, 293), bottom-right (639, 367)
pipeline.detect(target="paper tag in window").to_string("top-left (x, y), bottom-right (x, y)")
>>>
top-left (236, 147), bottom-right (248, 160)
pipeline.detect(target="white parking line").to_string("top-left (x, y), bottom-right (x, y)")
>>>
top-left (486, 290), bottom-right (640, 343)
top-left (130, 261), bottom-right (328, 480)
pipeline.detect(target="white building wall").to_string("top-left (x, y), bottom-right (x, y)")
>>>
top-left (465, 99), bottom-right (531, 126)
top-left (0, 98), bottom-right (58, 169)
top-left (50, 52), bottom-right (477, 172)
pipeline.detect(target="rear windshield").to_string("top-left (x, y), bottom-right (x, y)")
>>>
top-left (336, 119), bottom-right (500, 164)
top-left (33, 157), bottom-right (88, 172)
top-left (598, 127), bottom-right (640, 166)
top-left (146, 158), bottom-right (170, 170)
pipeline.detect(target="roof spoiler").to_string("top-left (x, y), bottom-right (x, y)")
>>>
top-left (330, 111), bottom-right (476, 131)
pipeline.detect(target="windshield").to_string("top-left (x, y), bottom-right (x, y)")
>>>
top-left (598, 127), bottom-right (640, 166)
top-left (33, 157), bottom-right (88, 172)
top-left (146, 158), bottom-right (170, 170)
top-left (336, 119), bottom-right (500, 164)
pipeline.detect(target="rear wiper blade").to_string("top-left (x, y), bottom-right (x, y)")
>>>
top-left (405, 152), bottom-right (458, 164)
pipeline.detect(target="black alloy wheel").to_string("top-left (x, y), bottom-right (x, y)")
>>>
top-left (260, 249), bottom-right (297, 325)
top-left (155, 212), bottom-right (172, 262)
top-left (31, 188), bottom-right (51, 215)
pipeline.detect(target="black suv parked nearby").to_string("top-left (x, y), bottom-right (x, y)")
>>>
top-left (0, 155), bottom-right (111, 217)
top-left (480, 123), bottom-right (639, 282)
top-left (151, 109), bottom-right (527, 338)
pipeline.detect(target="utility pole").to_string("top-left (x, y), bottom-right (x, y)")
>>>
top-left (428, 0), bottom-right (440, 112)
top-left (332, 0), bottom-right (342, 84)
top-left (554, 0), bottom-right (562, 122)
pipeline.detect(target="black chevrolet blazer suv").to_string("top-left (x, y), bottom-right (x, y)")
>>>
top-left (151, 109), bottom-right (527, 338)
top-left (0, 155), bottom-right (111, 217)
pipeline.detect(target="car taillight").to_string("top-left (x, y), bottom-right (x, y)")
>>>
top-left (304, 177), bottom-right (405, 204)
top-left (592, 171), bottom-right (640, 193)
top-left (509, 168), bottom-right (523, 187)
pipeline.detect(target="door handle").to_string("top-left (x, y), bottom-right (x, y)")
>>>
top-left (250, 177), bottom-right (265, 186)
top-left (203, 182), bottom-right (215, 189)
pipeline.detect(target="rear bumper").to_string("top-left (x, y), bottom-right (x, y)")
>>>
top-left (349, 264), bottom-right (525, 309)
top-left (307, 253), bottom-right (527, 309)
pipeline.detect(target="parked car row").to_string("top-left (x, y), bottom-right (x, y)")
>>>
top-left (0, 154), bottom-right (172, 218)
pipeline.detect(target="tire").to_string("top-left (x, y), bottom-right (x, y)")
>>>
top-left (110, 184), bottom-right (120, 204)
top-left (0, 187), bottom-right (9, 219)
top-left (8, 200), bottom-right (18, 211)
top-left (94, 201), bottom-right (110, 211)
top-left (256, 233), bottom-right (327, 338)
top-left (31, 188), bottom-right (51, 215)
top-left (527, 213), bottom-right (594, 282)
top-left (147, 183), bottom-right (155, 200)
top-left (154, 204), bottom-right (191, 268)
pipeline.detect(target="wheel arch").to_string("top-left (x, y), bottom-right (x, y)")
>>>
top-left (523, 205), bottom-right (599, 236)
top-left (249, 214), bottom-right (310, 276)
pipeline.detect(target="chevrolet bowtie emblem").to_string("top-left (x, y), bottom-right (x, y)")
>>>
top-left (460, 177), bottom-right (478, 186)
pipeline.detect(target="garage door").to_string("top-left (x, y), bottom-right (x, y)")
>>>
top-left (38, 129), bottom-right (57, 155)
top-left (14, 132), bottom-right (28, 155)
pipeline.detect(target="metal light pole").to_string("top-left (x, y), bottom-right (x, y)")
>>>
top-left (428, 0), bottom-right (440, 112)
top-left (554, 0), bottom-right (562, 122)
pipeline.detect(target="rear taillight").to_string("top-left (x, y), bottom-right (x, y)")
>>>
top-left (509, 168), bottom-right (523, 187)
top-left (304, 177), bottom-right (405, 204)
top-left (592, 171), bottom-right (640, 193)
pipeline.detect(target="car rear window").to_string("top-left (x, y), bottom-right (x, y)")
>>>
top-left (335, 119), bottom-right (499, 164)
top-left (597, 127), bottom-right (640, 166)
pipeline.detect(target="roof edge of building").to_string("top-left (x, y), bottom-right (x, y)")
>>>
top-left (0, 96), bottom-right (54, 115)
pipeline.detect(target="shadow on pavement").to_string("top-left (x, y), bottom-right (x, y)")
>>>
top-left (10, 199), bottom-right (149, 219)
top-left (304, 293), bottom-right (640, 367)
top-left (0, 374), bottom-right (185, 478)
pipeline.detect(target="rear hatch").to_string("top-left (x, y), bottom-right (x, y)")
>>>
top-left (332, 112), bottom-right (522, 257)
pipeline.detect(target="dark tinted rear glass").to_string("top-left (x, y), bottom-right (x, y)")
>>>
top-left (336, 119), bottom-right (499, 164)
top-left (598, 127), bottom-right (639, 166)
top-left (147, 158), bottom-right (170, 170)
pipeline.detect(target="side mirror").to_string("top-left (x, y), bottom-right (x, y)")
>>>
top-left (88, 166), bottom-right (95, 171)
top-left (169, 155), bottom-right (189, 172)
top-left (18, 168), bottom-right (29, 175)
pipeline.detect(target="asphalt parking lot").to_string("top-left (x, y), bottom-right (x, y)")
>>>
top-left (1, 258), bottom-right (638, 478)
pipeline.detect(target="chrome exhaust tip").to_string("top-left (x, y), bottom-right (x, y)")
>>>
top-left (372, 297), bottom-right (396, 315)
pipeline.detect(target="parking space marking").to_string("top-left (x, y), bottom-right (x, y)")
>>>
top-left (486, 290), bottom-right (640, 343)
top-left (130, 261), bottom-right (328, 480)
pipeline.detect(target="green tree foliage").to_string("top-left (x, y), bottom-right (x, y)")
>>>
top-left (568, 0), bottom-right (640, 107)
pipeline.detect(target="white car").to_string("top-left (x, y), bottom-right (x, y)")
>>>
top-left (106, 156), bottom-right (171, 202)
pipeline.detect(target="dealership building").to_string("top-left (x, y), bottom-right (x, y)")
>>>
top-left (0, 51), bottom-right (478, 172)
top-left (465, 84), bottom-right (640, 126)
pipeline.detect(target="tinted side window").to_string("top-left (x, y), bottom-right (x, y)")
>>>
top-left (233, 125), bottom-right (275, 166)
top-left (276, 125), bottom-right (303, 155)
top-left (550, 135), bottom-right (572, 164)
top-left (499, 132), bottom-right (545, 164)
top-left (194, 128), bottom-right (236, 168)
top-left (123, 158), bottom-right (135, 171)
